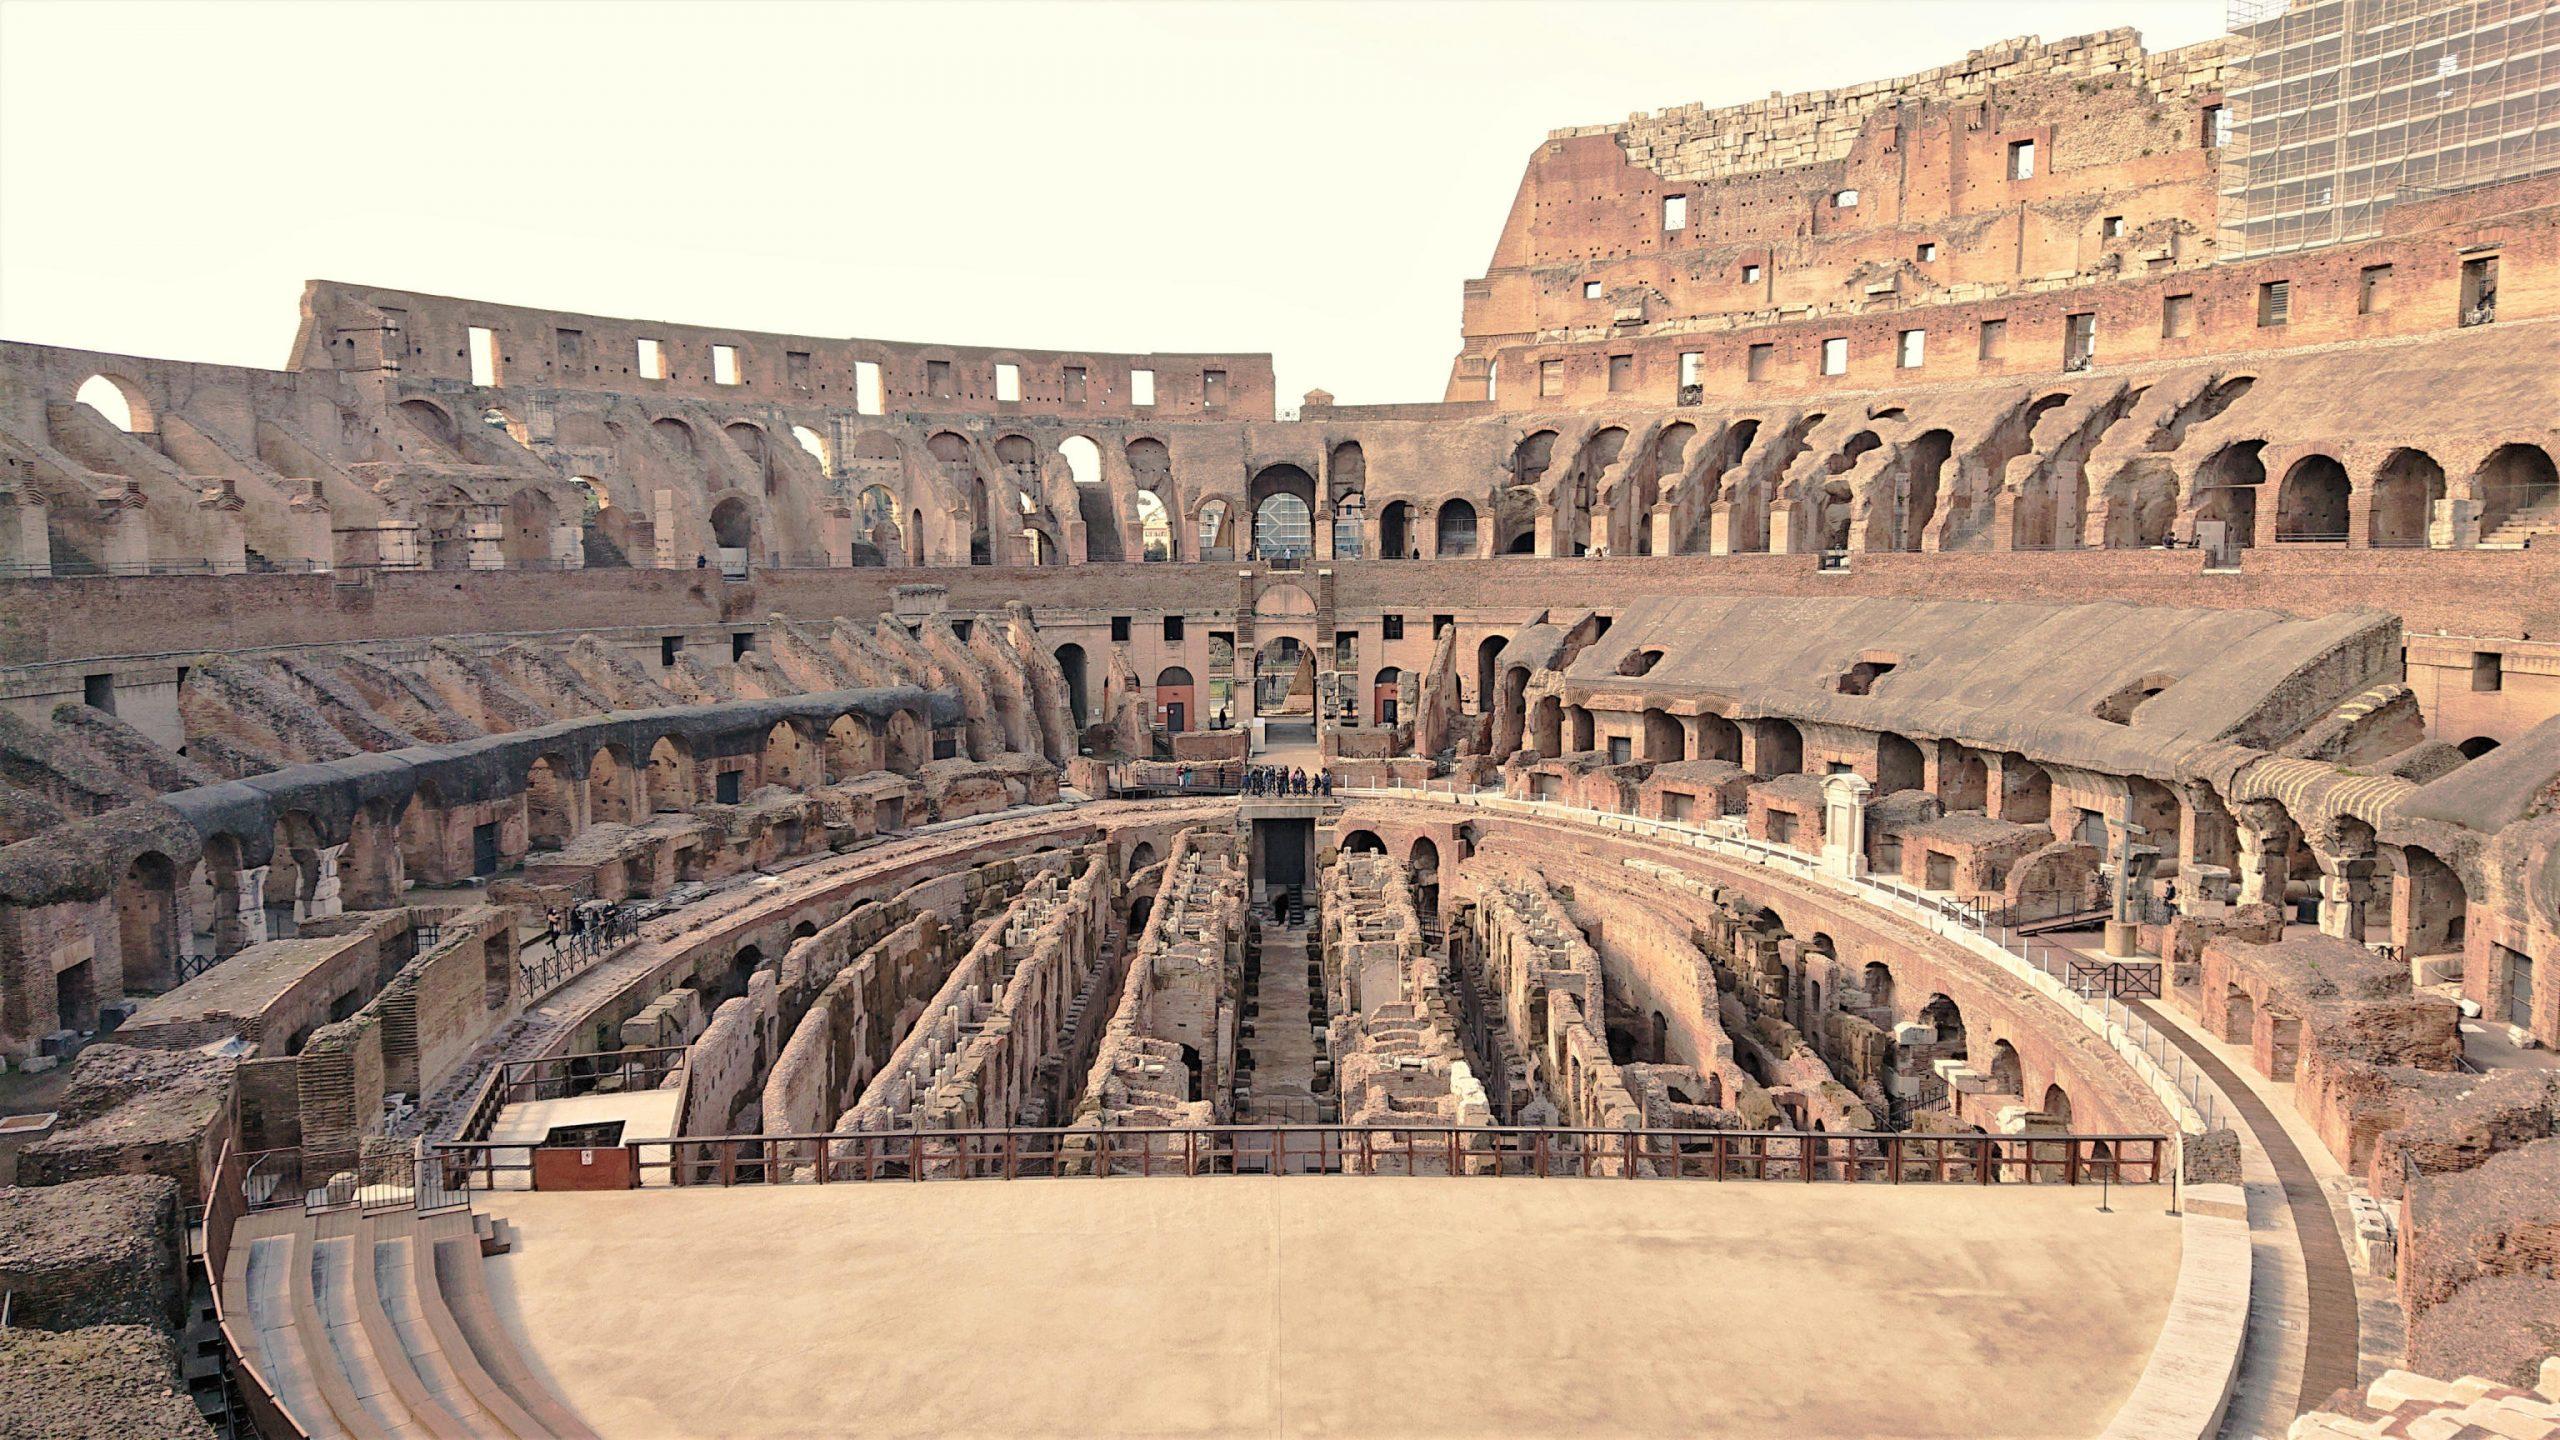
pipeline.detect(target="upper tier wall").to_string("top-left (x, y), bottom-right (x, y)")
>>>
top-left (291, 281), bottom-right (1279, 422)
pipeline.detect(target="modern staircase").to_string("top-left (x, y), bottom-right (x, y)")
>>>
top-left (2480, 491), bottom-right (2560, 549)
top-left (222, 1207), bottom-right (595, 1439)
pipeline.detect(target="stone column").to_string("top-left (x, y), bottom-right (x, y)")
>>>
top-left (299, 844), bottom-right (346, 922)
top-left (2232, 802), bottom-right (2297, 911)
top-left (222, 865), bottom-right (270, 955)
top-left (2316, 852), bottom-right (2378, 942)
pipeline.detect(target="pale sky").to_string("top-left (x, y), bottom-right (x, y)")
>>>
top-left (0, 0), bottom-right (2226, 407)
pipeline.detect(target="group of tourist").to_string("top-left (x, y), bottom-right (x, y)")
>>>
top-left (1240, 765), bottom-right (1328, 797)
top-left (541, 899), bottom-right (639, 961)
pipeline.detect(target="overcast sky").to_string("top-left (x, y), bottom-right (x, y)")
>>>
top-left (0, 0), bottom-right (2226, 406)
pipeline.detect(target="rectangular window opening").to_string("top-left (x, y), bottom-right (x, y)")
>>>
top-left (1978, 318), bottom-right (2008, 361)
top-left (1662, 194), bottom-right (1687, 229)
top-left (1833, 188), bottom-right (1859, 208)
top-left (1820, 337), bottom-right (1848, 376)
top-left (1538, 359), bottom-right (1564, 397)
top-left (1130, 368), bottom-right (1156, 407)
top-left (2359, 265), bottom-right (2392, 315)
top-left (2064, 312), bottom-right (2097, 368)
top-left (637, 338), bottom-right (666, 380)
top-left (2008, 138), bottom-right (2036, 180)
top-left (1382, 615), bottom-right (1405, 641)
top-left (2258, 280), bottom-right (2291, 327)
top-left (1111, 616), bottom-right (1132, 642)
top-left (1741, 263), bottom-right (1763, 284)
top-left (854, 360), bottom-right (884, 415)
top-left (712, 344), bottom-right (741, 385)
top-left (2163, 293), bottom-right (2196, 338)
top-left (82, 673), bottom-right (114, 713)
top-left (995, 362), bottom-right (1022, 403)
top-left (1582, 280), bottom-right (1603, 300)
top-left (1163, 615), bottom-right (1185, 642)
top-left (660, 635), bottom-right (681, 668)
top-left (1916, 242), bottom-right (1937, 262)
top-left (1678, 351), bottom-right (1703, 390)
top-left (2472, 652), bottom-right (2503, 692)
top-left (467, 326), bottom-right (501, 387)
top-left (2102, 215), bottom-right (2125, 238)
top-left (1897, 329), bottom-right (1925, 368)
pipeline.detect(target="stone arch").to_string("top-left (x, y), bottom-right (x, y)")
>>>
top-left (2473, 442), bottom-right (2558, 535)
top-left (589, 744), bottom-right (636, 825)
top-left (1341, 829), bottom-right (1387, 854)
top-left (2368, 449), bottom-right (2444, 547)
top-left (646, 735), bottom-right (694, 812)
top-left (1988, 1039), bottom-right (2024, 1096)
top-left (399, 398), bottom-right (460, 455)
top-left (2274, 454), bottom-right (2351, 541)
top-left (1695, 712), bottom-right (1741, 764)
top-left (652, 415), bottom-right (698, 457)
top-left (1474, 635), bottom-right (1507, 716)
top-left (1134, 489), bottom-right (1172, 561)
top-left (763, 719), bottom-right (817, 791)
top-left (1128, 840), bottom-right (1159, 873)
top-left (1877, 733), bottom-right (1925, 793)
top-left (790, 424), bottom-right (830, 471)
top-left (1754, 718), bottom-right (1803, 777)
top-left (822, 714), bottom-right (881, 780)
top-left (1378, 500), bottom-right (1414, 559)
top-left (525, 754), bottom-right (574, 850)
top-left (74, 373), bottom-right (152, 432)
top-left (1861, 960), bottom-right (1895, 1013)
top-left (1435, 498), bottom-right (1479, 557)
top-left (1920, 993), bottom-right (1966, 1052)
top-left (116, 851), bottom-right (180, 991)
top-left (1155, 666), bottom-right (1196, 735)
top-left (1372, 666), bottom-right (1404, 727)
top-left (708, 495), bottom-right (753, 552)
top-left (2041, 1083), bottom-right (2072, 1125)
top-left (1053, 644), bottom-right (1090, 730)
top-left (2193, 440), bottom-right (2266, 547)
top-left (1641, 708), bottom-right (1685, 762)
top-left (885, 708), bottom-right (928, 773)
top-left (1196, 498), bottom-right (1233, 559)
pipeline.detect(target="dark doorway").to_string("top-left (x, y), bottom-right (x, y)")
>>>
top-left (471, 822), bottom-right (501, 877)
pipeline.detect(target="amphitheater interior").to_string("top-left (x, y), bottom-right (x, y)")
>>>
top-left (2, 13), bottom-right (2559, 1440)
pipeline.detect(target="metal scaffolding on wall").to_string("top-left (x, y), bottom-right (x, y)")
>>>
top-left (2218, 0), bottom-right (2560, 257)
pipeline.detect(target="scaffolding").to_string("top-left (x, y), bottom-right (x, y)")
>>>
top-left (2218, 0), bottom-right (2560, 257)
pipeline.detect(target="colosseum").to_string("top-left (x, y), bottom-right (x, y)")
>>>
top-left (2, 5), bottom-right (2557, 1438)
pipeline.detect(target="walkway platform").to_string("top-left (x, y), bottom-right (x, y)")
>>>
top-left (480, 1177), bottom-right (2181, 1438)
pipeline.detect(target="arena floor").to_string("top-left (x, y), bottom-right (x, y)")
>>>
top-left (481, 1176), bottom-right (2182, 1438)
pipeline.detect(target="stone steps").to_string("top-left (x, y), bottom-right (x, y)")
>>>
top-left (223, 1207), bottom-right (592, 1439)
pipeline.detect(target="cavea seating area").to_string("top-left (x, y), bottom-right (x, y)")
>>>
top-left (2, 6), bottom-right (2556, 1438)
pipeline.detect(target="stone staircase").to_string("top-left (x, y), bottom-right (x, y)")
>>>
top-left (2481, 491), bottom-right (2560, 549)
top-left (224, 1206), bottom-right (595, 1439)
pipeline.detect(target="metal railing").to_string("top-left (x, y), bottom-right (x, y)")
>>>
top-left (451, 1044), bottom-right (690, 1145)
top-left (428, 1124), bottom-right (2163, 1189)
top-left (200, 1140), bottom-right (312, 1440)
top-left (1343, 786), bottom-right (2222, 1132)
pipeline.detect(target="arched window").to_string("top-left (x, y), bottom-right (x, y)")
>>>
top-left (1136, 490), bottom-right (1172, 561)
top-left (1435, 499), bottom-right (1478, 557)
top-left (1254, 493), bottom-right (1311, 559)
top-left (75, 374), bottom-right (146, 432)
top-left (791, 425), bottom-right (830, 470)
top-left (1197, 499), bottom-right (1232, 557)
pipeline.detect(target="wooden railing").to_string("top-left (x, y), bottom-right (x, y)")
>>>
top-left (429, 1124), bottom-right (2166, 1190)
